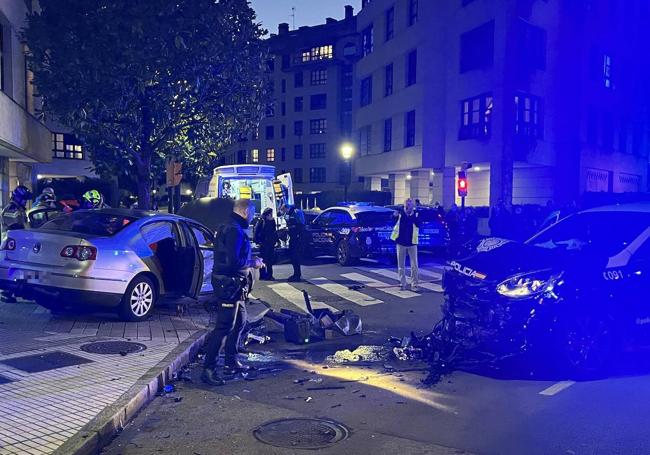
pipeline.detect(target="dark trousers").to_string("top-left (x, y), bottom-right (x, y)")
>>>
top-left (203, 300), bottom-right (247, 370)
top-left (289, 242), bottom-right (302, 278)
top-left (260, 246), bottom-right (275, 279)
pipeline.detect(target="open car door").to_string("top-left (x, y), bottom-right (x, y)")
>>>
top-left (276, 173), bottom-right (295, 206)
top-left (178, 221), bottom-right (204, 299)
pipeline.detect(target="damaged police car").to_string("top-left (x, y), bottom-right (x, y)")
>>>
top-left (441, 203), bottom-right (650, 377)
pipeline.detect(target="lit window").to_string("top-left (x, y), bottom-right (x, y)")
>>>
top-left (459, 94), bottom-right (493, 140)
top-left (266, 148), bottom-right (275, 162)
top-left (301, 45), bottom-right (333, 62)
top-left (251, 149), bottom-right (259, 163)
top-left (52, 132), bottom-right (84, 160)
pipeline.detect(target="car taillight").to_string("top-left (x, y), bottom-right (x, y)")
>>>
top-left (2, 238), bottom-right (16, 250)
top-left (60, 245), bottom-right (97, 261)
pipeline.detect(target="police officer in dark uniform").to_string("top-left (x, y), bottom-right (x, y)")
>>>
top-left (283, 204), bottom-right (305, 282)
top-left (202, 199), bottom-right (264, 386)
top-left (1, 185), bottom-right (32, 235)
top-left (1, 185), bottom-right (32, 303)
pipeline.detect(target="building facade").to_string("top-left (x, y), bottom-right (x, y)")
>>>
top-left (0, 0), bottom-right (51, 204)
top-left (354, 0), bottom-right (650, 207)
top-left (223, 6), bottom-right (360, 197)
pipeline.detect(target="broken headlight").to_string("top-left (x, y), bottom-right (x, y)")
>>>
top-left (496, 270), bottom-right (562, 299)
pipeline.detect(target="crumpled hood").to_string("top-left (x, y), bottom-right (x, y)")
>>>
top-left (450, 237), bottom-right (607, 284)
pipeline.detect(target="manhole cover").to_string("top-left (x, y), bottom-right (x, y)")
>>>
top-left (80, 341), bottom-right (147, 355)
top-left (253, 418), bottom-right (349, 449)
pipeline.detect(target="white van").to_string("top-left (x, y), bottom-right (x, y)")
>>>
top-left (196, 165), bottom-right (294, 236)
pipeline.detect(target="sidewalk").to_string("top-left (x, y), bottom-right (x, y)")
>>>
top-left (0, 299), bottom-right (210, 455)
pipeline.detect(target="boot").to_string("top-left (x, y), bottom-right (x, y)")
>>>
top-left (201, 368), bottom-right (225, 386)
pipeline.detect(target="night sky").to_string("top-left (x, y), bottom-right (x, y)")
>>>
top-left (249, 0), bottom-right (362, 32)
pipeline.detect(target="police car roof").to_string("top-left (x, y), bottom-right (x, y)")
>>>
top-left (582, 202), bottom-right (650, 214)
top-left (329, 205), bottom-right (394, 215)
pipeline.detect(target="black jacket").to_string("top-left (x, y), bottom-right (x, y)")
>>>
top-left (212, 213), bottom-right (251, 279)
top-left (1, 201), bottom-right (27, 232)
top-left (255, 218), bottom-right (278, 254)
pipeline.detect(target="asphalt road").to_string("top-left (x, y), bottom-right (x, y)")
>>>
top-left (100, 258), bottom-right (650, 455)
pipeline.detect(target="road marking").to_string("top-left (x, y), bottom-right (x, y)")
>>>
top-left (341, 272), bottom-right (419, 299)
top-left (418, 268), bottom-right (444, 281)
top-left (308, 277), bottom-right (383, 306)
top-left (539, 381), bottom-right (576, 396)
top-left (268, 283), bottom-right (338, 313)
top-left (357, 267), bottom-right (444, 293)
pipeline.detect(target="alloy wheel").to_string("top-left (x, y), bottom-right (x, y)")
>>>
top-left (130, 282), bottom-right (154, 317)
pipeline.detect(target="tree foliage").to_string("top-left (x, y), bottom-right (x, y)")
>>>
top-left (23, 0), bottom-right (270, 208)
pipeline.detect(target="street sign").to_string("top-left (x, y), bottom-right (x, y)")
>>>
top-left (166, 161), bottom-right (183, 187)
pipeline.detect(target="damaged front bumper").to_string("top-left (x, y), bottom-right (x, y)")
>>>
top-left (438, 275), bottom-right (561, 363)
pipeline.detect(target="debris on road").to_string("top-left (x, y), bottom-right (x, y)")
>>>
top-left (265, 290), bottom-right (363, 345)
top-left (305, 396), bottom-right (312, 403)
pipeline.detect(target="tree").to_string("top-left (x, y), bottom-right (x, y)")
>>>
top-left (23, 0), bottom-right (270, 209)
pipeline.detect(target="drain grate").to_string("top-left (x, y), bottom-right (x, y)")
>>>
top-left (80, 341), bottom-right (147, 355)
top-left (0, 351), bottom-right (93, 373)
top-left (253, 418), bottom-right (349, 449)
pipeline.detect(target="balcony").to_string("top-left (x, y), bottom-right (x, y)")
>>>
top-left (0, 91), bottom-right (51, 163)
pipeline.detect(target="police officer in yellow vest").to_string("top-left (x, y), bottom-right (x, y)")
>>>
top-left (391, 198), bottom-right (421, 291)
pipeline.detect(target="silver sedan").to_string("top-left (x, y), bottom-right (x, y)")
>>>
top-left (0, 209), bottom-right (216, 321)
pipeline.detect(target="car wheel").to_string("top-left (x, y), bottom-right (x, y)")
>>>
top-left (336, 241), bottom-right (356, 266)
top-left (120, 276), bottom-right (157, 322)
top-left (562, 313), bottom-right (616, 380)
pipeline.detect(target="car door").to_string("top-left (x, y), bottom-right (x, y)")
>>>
top-left (188, 222), bottom-right (215, 294)
top-left (309, 211), bottom-right (335, 253)
top-left (178, 221), bottom-right (204, 299)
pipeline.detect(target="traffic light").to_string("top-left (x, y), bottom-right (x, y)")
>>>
top-left (457, 170), bottom-right (468, 197)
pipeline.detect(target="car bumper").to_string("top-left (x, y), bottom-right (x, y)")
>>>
top-left (0, 264), bottom-right (130, 307)
top-left (441, 274), bottom-right (558, 359)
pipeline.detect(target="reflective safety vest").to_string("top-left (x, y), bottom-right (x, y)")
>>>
top-left (390, 214), bottom-right (419, 245)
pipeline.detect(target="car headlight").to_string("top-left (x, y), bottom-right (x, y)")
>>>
top-left (496, 270), bottom-right (562, 299)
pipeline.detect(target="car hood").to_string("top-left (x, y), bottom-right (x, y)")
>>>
top-left (450, 237), bottom-right (607, 284)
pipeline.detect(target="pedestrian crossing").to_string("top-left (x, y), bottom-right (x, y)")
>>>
top-left (261, 265), bottom-right (446, 314)
top-left (356, 267), bottom-right (444, 293)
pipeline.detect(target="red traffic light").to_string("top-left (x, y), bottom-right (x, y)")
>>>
top-left (457, 171), bottom-right (468, 197)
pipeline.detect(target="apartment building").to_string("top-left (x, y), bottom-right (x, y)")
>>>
top-left (223, 6), bottom-right (360, 195)
top-left (354, 0), bottom-right (650, 206)
top-left (0, 0), bottom-right (51, 204)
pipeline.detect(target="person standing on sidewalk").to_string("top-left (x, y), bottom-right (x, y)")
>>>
top-left (202, 199), bottom-right (264, 386)
top-left (283, 204), bottom-right (306, 282)
top-left (391, 198), bottom-right (421, 291)
top-left (255, 208), bottom-right (277, 281)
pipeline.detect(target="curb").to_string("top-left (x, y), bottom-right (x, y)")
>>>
top-left (53, 330), bottom-right (209, 455)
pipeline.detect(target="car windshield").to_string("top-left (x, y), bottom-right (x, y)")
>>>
top-left (355, 211), bottom-right (395, 227)
top-left (41, 211), bottom-right (137, 236)
top-left (527, 211), bottom-right (650, 257)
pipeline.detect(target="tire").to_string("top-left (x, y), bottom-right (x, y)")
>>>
top-left (120, 276), bottom-right (157, 322)
top-left (560, 313), bottom-right (617, 380)
top-left (336, 241), bottom-right (357, 266)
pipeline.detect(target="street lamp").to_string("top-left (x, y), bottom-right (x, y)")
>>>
top-left (340, 143), bottom-right (355, 202)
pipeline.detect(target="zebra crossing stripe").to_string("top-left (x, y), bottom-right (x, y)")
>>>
top-left (341, 272), bottom-right (419, 299)
top-left (418, 268), bottom-right (444, 280)
top-left (308, 277), bottom-right (383, 306)
top-left (268, 283), bottom-right (338, 313)
top-left (357, 267), bottom-right (443, 293)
